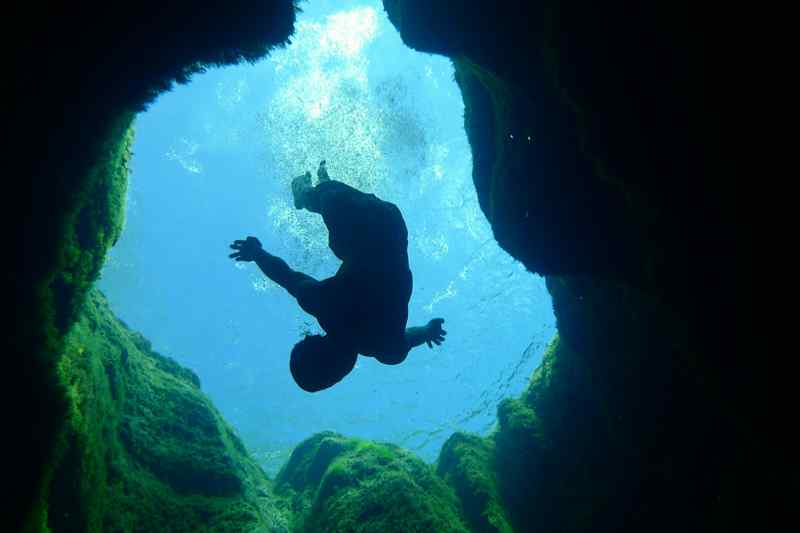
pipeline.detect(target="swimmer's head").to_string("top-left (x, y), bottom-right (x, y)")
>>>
top-left (289, 334), bottom-right (357, 392)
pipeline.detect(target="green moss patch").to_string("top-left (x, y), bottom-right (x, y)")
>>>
top-left (50, 290), bottom-right (288, 532)
top-left (9, 4), bottom-right (299, 528)
top-left (437, 433), bottom-right (512, 533)
top-left (275, 432), bottom-right (468, 533)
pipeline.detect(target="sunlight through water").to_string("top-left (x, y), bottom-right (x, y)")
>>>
top-left (99, 0), bottom-right (556, 475)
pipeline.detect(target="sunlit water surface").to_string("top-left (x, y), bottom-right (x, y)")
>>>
top-left (99, 0), bottom-right (556, 474)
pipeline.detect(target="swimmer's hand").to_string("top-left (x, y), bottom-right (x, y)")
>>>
top-left (404, 319), bottom-right (447, 351)
top-left (425, 318), bottom-right (447, 348)
top-left (229, 236), bottom-right (263, 262)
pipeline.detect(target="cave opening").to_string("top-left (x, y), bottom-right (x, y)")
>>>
top-left (97, 0), bottom-right (555, 475)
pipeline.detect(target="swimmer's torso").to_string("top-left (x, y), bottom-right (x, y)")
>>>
top-left (312, 181), bottom-right (412, 356)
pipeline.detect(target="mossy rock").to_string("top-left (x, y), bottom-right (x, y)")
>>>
top-left (51, 289), bottom-right (289, 532)
top-left (8, 3), bottom-right (299, 529)
top-left (275, 432), bottom-right (468, 533)
top-left (437, 433), bottom-right (512, 533)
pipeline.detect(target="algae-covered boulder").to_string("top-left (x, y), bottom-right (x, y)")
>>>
top-left (491, 334), bottom-right (612, 532)
top-left (51, 289), bottom-right (288, 532)
top-left (431, 335), bottom-right (621, 532)
top-left (437, 433), bottom-right (512, 533)
top-left (275, 432), bottom-right (468, 533)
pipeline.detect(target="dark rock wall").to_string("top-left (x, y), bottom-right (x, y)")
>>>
top-left (384, 1), bottom-right (749, 532)
top-left (4, 3), bottom-right (297, 531)
top-left (383, 0), bottom-right (725, 288)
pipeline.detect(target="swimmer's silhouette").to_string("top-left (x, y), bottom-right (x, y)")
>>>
top-left (230, 160), bottom-right (446, 392)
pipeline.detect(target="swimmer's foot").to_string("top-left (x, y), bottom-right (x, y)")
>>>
top-left (291, 171), bottom-right (313, 210)
top-left (317, 160), bottom-right (331, 183)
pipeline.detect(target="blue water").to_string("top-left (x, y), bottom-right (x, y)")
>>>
top-left (99, 0), bottom-right (556, 475)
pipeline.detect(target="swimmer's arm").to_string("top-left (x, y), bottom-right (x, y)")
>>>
top-left (404, 318), bottom-right (447, 350)
top-left (229, 237), bottom-right (284, 278)
top-left (230, 237), bottom-right (313, 293)
top-left (404, 326), bottom-right (430, 350)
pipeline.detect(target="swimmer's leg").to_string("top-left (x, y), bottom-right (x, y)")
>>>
top-left (292, 162), bottom-right (364, 216)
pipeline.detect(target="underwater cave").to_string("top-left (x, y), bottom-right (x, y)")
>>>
top-left (7, 1), bottom-right (753, 532)
top-left (98, 0), bottom-right (556, 476)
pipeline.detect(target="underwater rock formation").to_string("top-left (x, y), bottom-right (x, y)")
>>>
top-left (5, 2), bottom-right (298, 530)
top-left (437, 433), bottom-right (512, 533)
top-left (275, 432), bottom-right (469, 532)
top-left (50, 290), bottom-right (287, 532)
top-left (384, 2), bottom-right (749, 532)
top-left (491, 334), bottom-right (618, 531)
top-left (6, 0), bottom-right (750, 531)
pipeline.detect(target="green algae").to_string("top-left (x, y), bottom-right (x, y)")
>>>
top-left (493, 334), bottom-right (610, 531)
top-left (50, 290), bottom-right (288, 532)
top-left (10, 4), bottom-right (299, 529)
top-left (275, 432), bottom-right (469, 533)
top-left (17, 115), bottom-right (136, 533)
top-left (432, 334), bottom-right (615, 532)
top-left (437, 433), bottom-right (512, 533)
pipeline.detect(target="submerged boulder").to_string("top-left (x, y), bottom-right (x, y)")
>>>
top-left (50, 290), bottom-right (288, 532)
top-left (437, 433), bottom-right (512, 533)
top-left (275, 432), bottom-right (469, 533)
